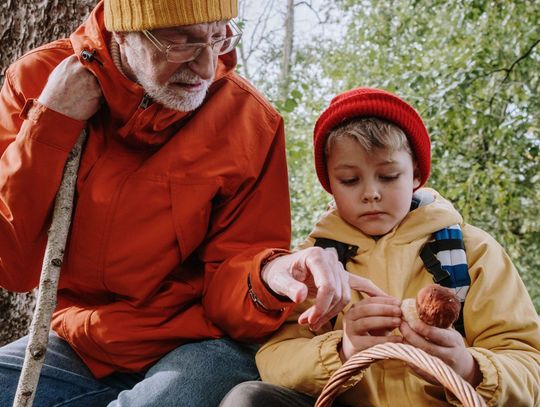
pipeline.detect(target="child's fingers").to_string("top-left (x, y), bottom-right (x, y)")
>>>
top-left (400, 319), bottom-right (454, 347)
top-left (347, 315), bottom-right (402, 335)
top-left (346, 298), bottom-right (402, 320)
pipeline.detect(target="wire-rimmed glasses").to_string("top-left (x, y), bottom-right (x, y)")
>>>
top-left (143, 20), bottom-right (242, 63)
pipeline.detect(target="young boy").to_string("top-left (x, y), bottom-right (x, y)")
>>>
top-left (220, 88), bottom-right (540, 406)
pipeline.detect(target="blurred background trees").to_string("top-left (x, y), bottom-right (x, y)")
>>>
top-left (240, 0), bottom-right (539, 310)
top-left (1, 0), bottom-right (538, 344)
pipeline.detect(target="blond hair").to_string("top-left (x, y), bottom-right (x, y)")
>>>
top-left (325, 117), bottom-right (413, 158)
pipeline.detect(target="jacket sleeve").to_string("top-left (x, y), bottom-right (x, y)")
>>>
top-left (0, 63), bottom-right (84, 292)
top-left (201, 117), bottom-right (296, 341)
top-left (448, 224), bottom-right (540, 406)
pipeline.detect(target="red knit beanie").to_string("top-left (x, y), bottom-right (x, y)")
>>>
top-left (313, 87), bottom-right (431, 193)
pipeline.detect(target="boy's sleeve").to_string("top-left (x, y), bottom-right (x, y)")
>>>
top-left (0, 62), bottom-right (83, 292)
top-left (255, 303), bottom-right (364, 398)
top-left (445, 224), bottom-right (540, 406)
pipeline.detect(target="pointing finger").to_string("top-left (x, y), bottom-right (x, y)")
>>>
top-left (348, 273), bottom-right (387, 297)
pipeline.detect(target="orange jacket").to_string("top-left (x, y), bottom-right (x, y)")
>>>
top-left (0, 2), bottom-right (293, 377)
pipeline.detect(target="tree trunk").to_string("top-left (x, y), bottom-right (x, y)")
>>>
top-left (279, 0), bottom-right (295, 99)
top-left (0, 0), bottom-right (94, 347)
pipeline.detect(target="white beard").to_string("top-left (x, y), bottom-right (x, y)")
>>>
top-left (135, 68), bottom-right (212, 112)
top-left (121, 33), bottom-right (214, 112)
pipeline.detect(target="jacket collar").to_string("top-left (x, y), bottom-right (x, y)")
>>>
top-left (311, 188), bottom-right (463, 248)
top-left (69, 1), bottom-right (237, 147)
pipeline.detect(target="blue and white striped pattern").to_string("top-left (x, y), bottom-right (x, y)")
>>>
top-left (434, 225), bottom-right (470, 302)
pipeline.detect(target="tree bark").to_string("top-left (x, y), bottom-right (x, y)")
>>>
top-left (279, 0), bottom-right (295, 99)
top-left (13, 131), bottom-right (87, 407)
top-left (0, 0), bottom-right (93, 346)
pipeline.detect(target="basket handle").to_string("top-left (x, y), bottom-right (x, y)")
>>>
top-left (315, 342), bottom-right (486, 407)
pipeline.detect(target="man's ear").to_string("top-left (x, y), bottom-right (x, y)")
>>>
top-left (413, 164), bottom-right (421, 189)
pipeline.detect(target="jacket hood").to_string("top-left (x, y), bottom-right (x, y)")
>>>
top-left (69, 1), bottom-right (238, 147)
top-left (311, 188), bottom-right (463, 247)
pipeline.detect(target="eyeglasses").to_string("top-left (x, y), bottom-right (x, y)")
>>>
top-left (143, 20), bottom-right (242, 63)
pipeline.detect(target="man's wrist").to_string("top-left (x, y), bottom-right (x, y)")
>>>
top-left (246, 249), bottom-right (292, 313)
top-left (260, 251), bottom-right (291, 301)
top-left (247, 272), bottom-right (284, 314)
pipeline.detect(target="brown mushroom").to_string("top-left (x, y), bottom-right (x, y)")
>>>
top-left (401, 284), bottom-right (461, 329)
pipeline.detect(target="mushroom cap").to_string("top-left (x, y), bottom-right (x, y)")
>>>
top-left (416, 284), bottom-right (461, 328)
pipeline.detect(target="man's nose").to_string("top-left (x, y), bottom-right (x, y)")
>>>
top-left (187, 46), bottom-right (215, 80)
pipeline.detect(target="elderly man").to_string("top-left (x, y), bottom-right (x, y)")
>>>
top-left (0, 0), bottom-right (378, 405)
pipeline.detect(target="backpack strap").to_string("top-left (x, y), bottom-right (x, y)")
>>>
top-left (420, 225), bottom-right (469, 336)
top-left (313, 238), bottom-right (358, 267)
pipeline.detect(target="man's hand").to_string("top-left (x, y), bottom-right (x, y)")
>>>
top-left (261, 247), bottom-right (386, 331)
top-left (38, 55), bottom-right (102, 121)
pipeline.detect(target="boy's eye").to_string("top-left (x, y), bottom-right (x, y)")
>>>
top-left (380, 174), bottom-right (400, 181)
top-left (340, 177), bottom-right (358, 185)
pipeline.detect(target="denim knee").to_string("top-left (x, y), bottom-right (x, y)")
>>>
top-left (0, 334), bottom-right (120, 407)
top-left (110, 337), bottom-right (260, 407)
top-left (220, 381), bottom-right (318, 407)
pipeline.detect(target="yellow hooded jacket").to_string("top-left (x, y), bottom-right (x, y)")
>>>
top-left (256, 189), bottom-right (540, 406)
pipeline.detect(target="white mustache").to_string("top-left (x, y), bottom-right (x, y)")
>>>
top-left (168, 70), bottom-right (204, 85)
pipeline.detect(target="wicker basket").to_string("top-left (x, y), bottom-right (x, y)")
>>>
top-left (315, 342), bottom-right (486, 407)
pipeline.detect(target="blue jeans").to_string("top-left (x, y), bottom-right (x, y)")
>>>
top-left (0, 333), bottom-right (259, 407)
top-left (220, 381), bottom-right (348, 407)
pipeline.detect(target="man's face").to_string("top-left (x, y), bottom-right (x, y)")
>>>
top-left (119, 21), bottom-right (228, 112)
top-left (327, 136), bottom-right (421, 237)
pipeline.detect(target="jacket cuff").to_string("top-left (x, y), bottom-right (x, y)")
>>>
top-left (248, 249), bottom-right (293, 312)
top-left (20, 99), bottom-right (85, 151)
top-left (319, 330), bottom-right (363, 396)
top-left (444, 347), bottom-right (499, 406)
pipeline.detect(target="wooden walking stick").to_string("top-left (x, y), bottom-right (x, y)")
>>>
top-left (12, 130), bottom-right (87, 407)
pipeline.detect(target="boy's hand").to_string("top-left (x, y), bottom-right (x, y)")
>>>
top-left (38, 55), bottom-right (103, 121)
top-left (400, 320), bottom-right (482, 387)
top-left (261, 247), bottom-right (385, 331)
top-left (340, 296), bottom-right (403, 362)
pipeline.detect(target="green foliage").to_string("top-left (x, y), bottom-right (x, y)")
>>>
top-left (250, 0), bottom-right (540, 311)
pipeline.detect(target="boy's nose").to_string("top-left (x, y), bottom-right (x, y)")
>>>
top-left (361, 188), bottom-right (381, 203)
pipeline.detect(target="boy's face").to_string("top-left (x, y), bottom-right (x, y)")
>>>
top-left (327, 136), bottom-right (421, 237)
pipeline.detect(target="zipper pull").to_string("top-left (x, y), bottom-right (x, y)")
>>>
top-left (139, 94), bottom-right (152, 109)
top-left (80, 49), bottom-right (103, 66)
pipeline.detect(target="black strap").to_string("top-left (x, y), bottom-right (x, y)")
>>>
top-left (410, 196), bottom-right (421, 211)
top-left (420, 243), bottom-right (451, 283)
top-left (314, 238), bottom-right (358, 267)
top-left (427, 239), bottom-right (465, 253)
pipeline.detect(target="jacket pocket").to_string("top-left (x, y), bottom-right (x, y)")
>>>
top-left (169, 179), bottom-right (217, 259)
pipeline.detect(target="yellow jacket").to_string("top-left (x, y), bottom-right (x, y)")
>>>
top-left (256, 189), bottom-right (540, 406)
